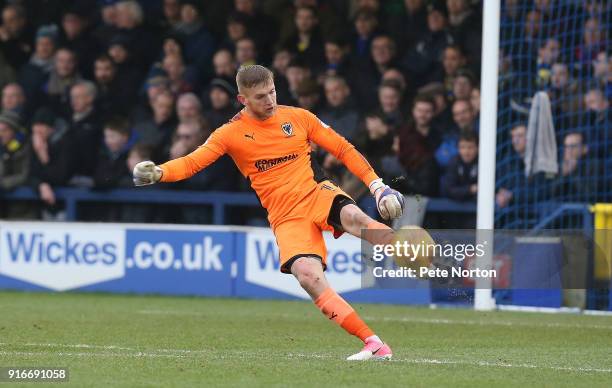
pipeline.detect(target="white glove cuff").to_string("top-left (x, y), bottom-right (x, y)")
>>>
top-left (368, 178), bottom-right (385, 196)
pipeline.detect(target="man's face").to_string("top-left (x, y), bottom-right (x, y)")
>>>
top-left (164, 0), bottom-right (180, 21)
top-left (2, 84), bottom-right (24, 110)
top-left (55, 50), bottom-right (76, 77)
top-left (153, 93), bottom-right (174, 121)
top-left (2, 7), bottom-right (24, 36)
top-left (210, 88), bottom-right (230, 110)
top-left (70, 84), bottom-right (93, 113)
top-left (95, 60), bottom-right (115, 84)
top-left (470, 88), bottom-right (480, 113)
top-left (181, 4), bottom-right (199, 24)
top-left (325, 43), bottom-right (343, 65)
top-left (177, 97), bottom-right (201, 123)
top-left (285, 66), bottom-right (308, 90)
top-left (453, 76), bottom-right (472, 100)
top-left (104, 128), bottom-right (128, 153)
top-left (551, 64), bottom-right (569, 88)
top-left (452, 100), bottom-right (474, 129)
top-left (355, 15), bottom-right (377, 37)
top-left (405, 0), bottom-right (423, 13)
top-left (235, 0), bottom-right (254, 14)
top-left (176, 123), bottom-right (203, 150)
top-left (443, 47), bottom-right (464, 75)
top-left (214, 51), bottom-right (236, 77)
top-left (378, 86), bottom-right (400, 113)
top-left (227, 21), bottom-right (247, 41)
top-left (238, 80), bottom-right (277, 120)
top-left (371, 38), bottom-right (394, 66)
top-left (563, 133), bottom-right (587, 161)
top-left (324, 79), bottom-right (348, 107)
top-left (458, 139), bottom-right (478, 163)
top-left (0, 122), bottom-right (14, 145)
top-left (62, 14), bottom-right (84, 40)
top-left (295, 8), bottom-right (316, 34)
top-left (446, 0), bottom-right (467, 15)
top-left (511, 125), bottom-right (527, 154)
top-left (539, 39), bottom-right (560, 64)
top-left (32, 123), bottom-right (53, 141)
top-left (584, 90), bottom-right (608, 111)
top-left (163, 55), bottom-right (184, 80)
top-left (427, 10), bottom-right (446, 32)
top-left (236, 40), bottom-right (256, 64)
top-left (35, 37), bottom-right (55, 60)
top-left (272, 50), bottom-right (292, 74)
top-left (412, 101), bottom-right (434, 127)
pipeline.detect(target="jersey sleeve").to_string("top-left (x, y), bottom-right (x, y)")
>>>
top-left (159, 127), bottom-right (230, 182)
top-left (304, 109), bottom-right (380, 186)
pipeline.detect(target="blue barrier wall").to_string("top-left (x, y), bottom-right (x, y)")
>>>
top-left (0, 221), bottom-right (430, 305)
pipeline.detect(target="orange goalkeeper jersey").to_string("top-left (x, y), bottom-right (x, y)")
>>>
top-left (159, 105), bottom-right (379, 227)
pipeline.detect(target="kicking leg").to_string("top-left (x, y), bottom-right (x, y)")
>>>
top-left (291, 256), bottom-right (392, 360)
top-left (339, 203), bottom-right (395, 246)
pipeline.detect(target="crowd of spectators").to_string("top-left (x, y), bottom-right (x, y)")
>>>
top-left (0, 0), bottom-right (608, 228)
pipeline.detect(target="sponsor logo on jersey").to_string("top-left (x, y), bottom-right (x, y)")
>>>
top-left (254, 153), bottom-right (298, 172)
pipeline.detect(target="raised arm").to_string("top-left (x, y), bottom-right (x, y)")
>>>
top-left (133, 128), bottom-right (229, 186)
top-left (304, 110), bottom-right (404, 220)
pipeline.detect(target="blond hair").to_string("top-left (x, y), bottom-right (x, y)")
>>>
top-left (236, 65), bottom-right (273, 92)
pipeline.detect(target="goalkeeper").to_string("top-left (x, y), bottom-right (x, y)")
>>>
top-left (133, 65), bottom-right (404, 361)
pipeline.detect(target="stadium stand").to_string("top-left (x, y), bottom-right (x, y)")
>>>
top-left (0, 0), bottom-right (609, 234)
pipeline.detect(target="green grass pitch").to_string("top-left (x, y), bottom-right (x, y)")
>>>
top-left (0, 291), bottom-right (610, 387)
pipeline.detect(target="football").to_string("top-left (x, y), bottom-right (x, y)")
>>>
top-left (391, 225), bottom-right (436, 272)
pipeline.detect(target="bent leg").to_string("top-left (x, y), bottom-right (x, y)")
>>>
top-left (290, 257), bottom-right (374, 342)
top-left (339, 203), bottom-right (395, 245)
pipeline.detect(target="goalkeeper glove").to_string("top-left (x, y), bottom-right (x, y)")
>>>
top-left (133, 161), bottom-right (162, 186)
top-left (369, 178), bottom-right (404, 220)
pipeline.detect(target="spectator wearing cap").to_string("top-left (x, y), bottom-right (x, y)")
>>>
top-left (59, 5), bottom-right (101, 79)
top-left (319, 76), bottom-right (359, 141)
top-left (0, 111), bottom-right (30, 193)
top-left (402, 1), bottom-right (455, 87)
top-left (204, 78), bottom-right (238, 129)
top-left (133, 91), bottom-right (177, 160)
top-left (295, 79), bottom-right (322, 113)
top-left (0, 3), bottom-right (34, 70)
top-left (1, 83), bottom-right (27, 122)
top-left (173, 0), bottom-right (215, 77)
top-left (446, 0), bottom-right (481, 69)
top-left (132, 75), bottom-right (171, 123)
top-left (69, 81), bottom-right (102, 179)
top-left (94, 54), bottom-right (133, 120)
top-left (233, 0), bottom-right (277, 63)
top-left (349, 34), bottom-right (398, 112)
top-left (281, 5), bottom-right (325, 70)
top-left (29, 107), bottom-right (76, 216)
top-left (18, 24), bottom-right (58, 105)
top-left (43, 47), bottom-right (82, 117)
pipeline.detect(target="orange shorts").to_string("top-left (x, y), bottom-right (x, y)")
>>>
top-left (273, 180), bottom-right (355, 274)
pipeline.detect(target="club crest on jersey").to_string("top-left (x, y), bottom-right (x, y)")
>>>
top-left (281, 122), bottom-right (294, 137)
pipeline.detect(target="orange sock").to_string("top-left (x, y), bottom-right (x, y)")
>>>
top-left (363, 221), bottom-right (395, 245)
top-left (314, 287), bottom-right (374, 342)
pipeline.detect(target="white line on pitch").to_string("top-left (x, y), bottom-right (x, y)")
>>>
top-left (1, 343), bottom-right (610, 373)
top-left (136, 309), bottom-right (612, 330)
